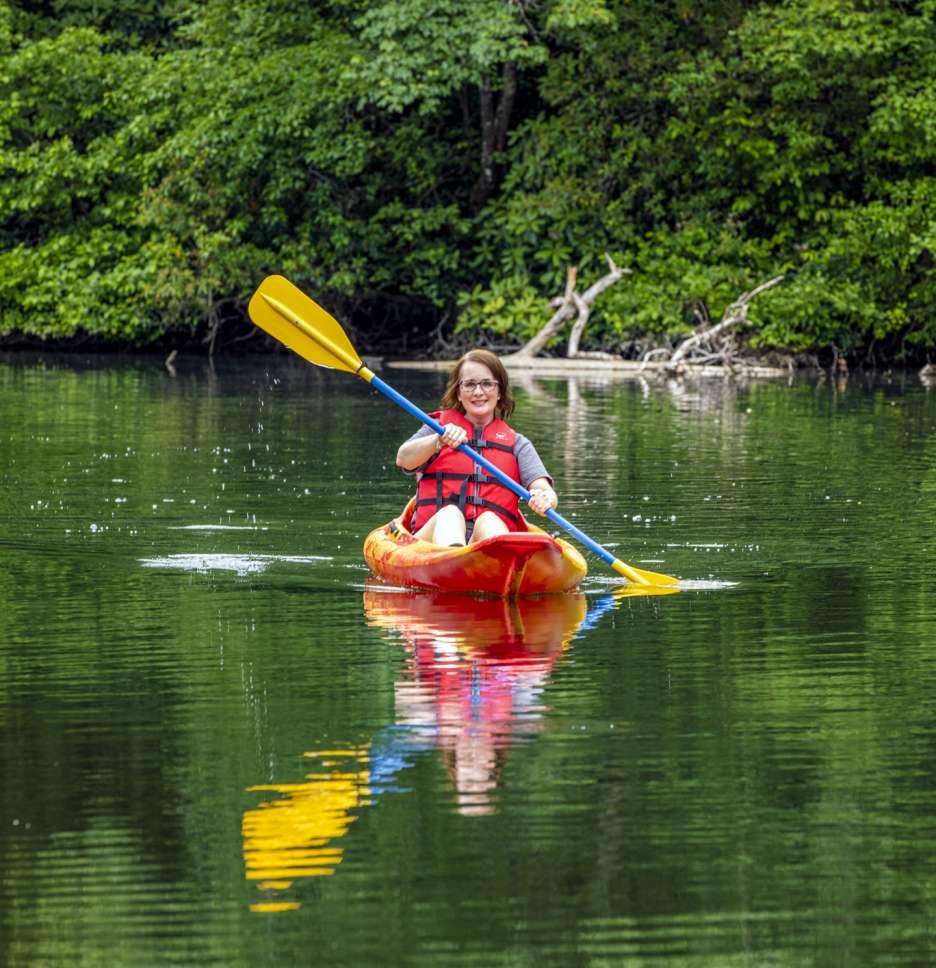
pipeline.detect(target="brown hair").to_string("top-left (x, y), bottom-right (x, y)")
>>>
top-left (439, 349), bottom-right (515, 420)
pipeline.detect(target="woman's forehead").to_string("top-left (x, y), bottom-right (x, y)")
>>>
top-left (460, 359), bottom-right (495, 380)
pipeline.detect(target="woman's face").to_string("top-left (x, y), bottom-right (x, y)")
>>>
top-left (457, 360), bottom-right (501, 425)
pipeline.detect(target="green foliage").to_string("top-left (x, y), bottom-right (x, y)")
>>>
top-left (458, 0), bottom-right (936, 359)
top-left (0, 22), bottom-right (162, 338)
top-left (1, 0), bottom-right (935, 359)
top-left (456, 274), bottom-right (550, 343)
top-left (544, 0), bottom-right (615, 33)
top-left (354, 0), bottom-right (545, 114)
top-left (9, 0), bottom-right (180, 45)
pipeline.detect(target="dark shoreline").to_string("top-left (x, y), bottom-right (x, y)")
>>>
top-left (2, 349), bottom-right (931, 390)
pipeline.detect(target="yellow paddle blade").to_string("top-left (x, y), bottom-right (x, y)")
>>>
top-left (611, 558), bottom-right (679, 586)
top-left (248, 275), bottom-right (363, 374)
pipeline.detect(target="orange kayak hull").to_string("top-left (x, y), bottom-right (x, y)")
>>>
top-left (363, 499), bottom-right (587, 596)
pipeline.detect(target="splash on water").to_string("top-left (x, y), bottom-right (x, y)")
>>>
top-left (670, 578), bottom-right (738, 590)
top-left (140, 553), bottom-right (332, 576)
top-left (586, 575), bottom-right (737, 593)
top-left (169, 525), bottom-right (266, 531)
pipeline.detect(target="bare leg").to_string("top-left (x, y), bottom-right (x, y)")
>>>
top-left (414, 505), bottom-right (467, 546)
top-left (469, 510), bottom-right (509, 544)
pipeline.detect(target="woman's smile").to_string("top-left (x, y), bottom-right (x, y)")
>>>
top-left (458, 361), bottom-right (500, 425)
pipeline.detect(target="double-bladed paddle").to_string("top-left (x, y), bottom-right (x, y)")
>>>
top-left (248, 274), bottom-right (678, 587)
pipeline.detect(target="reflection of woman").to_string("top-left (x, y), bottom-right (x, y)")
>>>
top-left (395, 350), bottom-right (557, 546)
top-left (364, 590), bottom-right (586, 816)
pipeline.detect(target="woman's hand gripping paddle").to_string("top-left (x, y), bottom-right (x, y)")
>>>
top-left (248, 275), bottom-right (679, 587)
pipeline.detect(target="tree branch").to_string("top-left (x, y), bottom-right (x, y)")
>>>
top-left (662, 274), bottom-right (785, 371)
top-left (471, 61), bottom-right (517, 212)
top-left (566, 292), bottom-right (590, 357)
top-left (493, 61), bottom-right (516, 153)
top-left (503, 254), bottom-right (630, 360)
top-left (470, 79), bottom-right (496, 212)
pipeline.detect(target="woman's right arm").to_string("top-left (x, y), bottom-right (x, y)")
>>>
top-left (396, 423), bottom-right (470, 470)
top-left (396, 432), bottom-right (441, 470)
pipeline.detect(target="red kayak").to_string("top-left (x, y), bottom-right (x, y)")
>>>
top-left (363, 498), bottom-right (587, 596)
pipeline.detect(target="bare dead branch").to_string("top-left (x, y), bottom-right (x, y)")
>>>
top-left (503, 254), bottom-right (630, 361)
top-left (665, 274), bottom-right (784, 372)
top-left (567, 292), bottom-right (590, 357)
top-left (639, 347), bottom-right (674, 369)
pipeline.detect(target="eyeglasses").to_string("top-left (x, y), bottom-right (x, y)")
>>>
top-left (459, 379), bottom-right (499, 393)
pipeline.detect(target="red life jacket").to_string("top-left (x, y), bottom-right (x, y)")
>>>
top-left (411, 410), bottom-right (522, 533)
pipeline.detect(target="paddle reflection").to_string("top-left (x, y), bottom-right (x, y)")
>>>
top-left (243, 747), bottom-right (369, 913)
top-left (364, 589), bottom-right (587, 817)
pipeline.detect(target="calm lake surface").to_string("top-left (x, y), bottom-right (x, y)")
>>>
top-left (2, 354), bottom-right (935, 966)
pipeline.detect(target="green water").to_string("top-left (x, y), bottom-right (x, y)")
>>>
top-left (2, 355), bottom-right (935, 966)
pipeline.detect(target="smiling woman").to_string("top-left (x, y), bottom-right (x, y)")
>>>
top-left (395, 349), bottom-right (558, 547)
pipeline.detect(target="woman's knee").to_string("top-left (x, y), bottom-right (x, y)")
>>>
top-left (435, 505), bottom-right (465, 525)
top-left (415, 505), bottom-right (467, 544)
top-left (470, 511), bottom-right (508, 542)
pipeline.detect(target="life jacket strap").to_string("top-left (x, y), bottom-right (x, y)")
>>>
top-left (468, 438), bottom-right (514, 455)
top-left (412, 417), bottom-right (520, 532)
top-left (414, 491), bottom-right (520, 525)
top-left (419, 470), bottom-right (501, 486)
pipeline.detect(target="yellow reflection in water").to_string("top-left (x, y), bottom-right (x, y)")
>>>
top-left (243, 748), bottom-right (369, 913)
top-left (613, 582), bottom-right (682, 598)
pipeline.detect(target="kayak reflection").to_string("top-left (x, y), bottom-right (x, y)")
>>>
top-left (242, 582), bottom-right (678, 912)
top-left (364, 588), bottom-right (587, 817)
top-left (241, 591), bottom-right (584, 913)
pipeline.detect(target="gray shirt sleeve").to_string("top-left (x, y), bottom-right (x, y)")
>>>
top-left (514, 433), bottom-right (552, 488)
top-left (402, 425), bottom-right (552, 487)
top-left (399, 424), bottom-right (438, 477)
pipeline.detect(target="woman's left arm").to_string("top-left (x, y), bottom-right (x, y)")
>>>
top-left (514, 433), bottom-right (557, 517)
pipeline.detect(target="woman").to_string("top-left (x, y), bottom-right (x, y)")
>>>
top-left (396, 350), bottom-right (558, 546)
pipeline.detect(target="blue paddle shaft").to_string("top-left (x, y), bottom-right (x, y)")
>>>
top-left (369, 374), bottom-right (617, 567)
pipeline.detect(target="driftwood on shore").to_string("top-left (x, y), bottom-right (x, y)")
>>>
top-left (499, 258), bottom-right (785, 378)
top-left (501, 254), bottom-right (629, 363)
top-left (643, 275), bottom-right (785, 374)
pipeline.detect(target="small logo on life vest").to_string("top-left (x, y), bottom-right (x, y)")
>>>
top-left (495, 432), bottom-right (507, 439)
